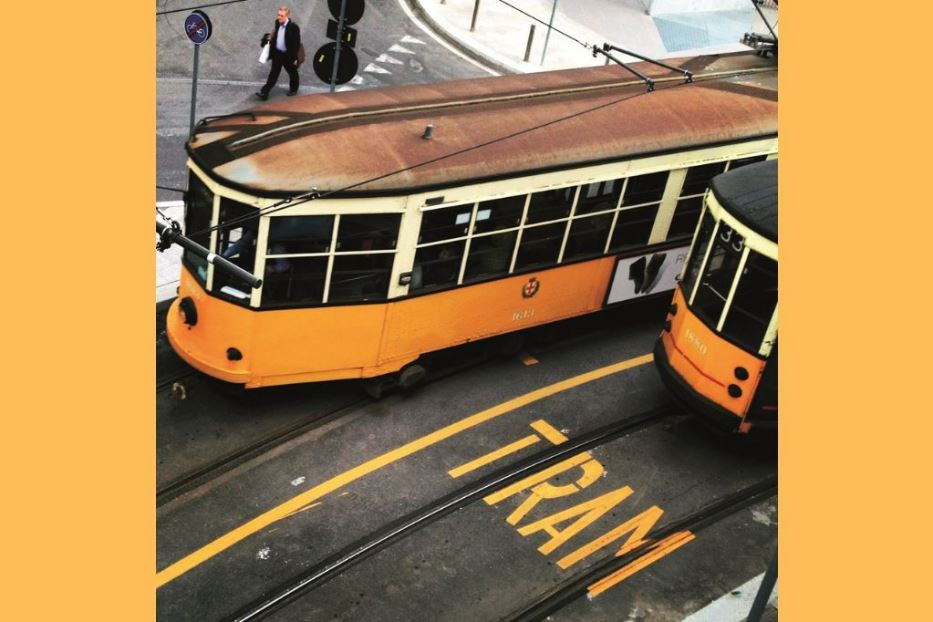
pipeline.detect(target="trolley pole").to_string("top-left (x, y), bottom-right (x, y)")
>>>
top-left (156, 220), bottom-right (262, 289)
top-left (189, 44), bottom-right (200, 135)
top-left (540, 0), bottom-right (559, 66)
top-left (329, 0), bottom-right (348, 93)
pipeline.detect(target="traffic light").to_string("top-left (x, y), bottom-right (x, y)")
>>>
top-left (312, 0), bottom-right (365, 88)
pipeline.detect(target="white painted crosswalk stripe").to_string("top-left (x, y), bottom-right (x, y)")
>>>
top-left (375, 53), bottom-right (405, 65)
top-left (401, 35), bottom-right (426, 45)
top-left (363, 63), bottom-right (392, 74)
top-left (388, 44), bottom-right (417, 55)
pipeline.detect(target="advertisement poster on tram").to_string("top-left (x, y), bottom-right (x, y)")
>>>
top-left (605, 245), bottom-right (690, 304)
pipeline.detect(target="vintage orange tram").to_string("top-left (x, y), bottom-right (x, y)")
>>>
top-left (654, 159), bottom-right (778, 433)
top-left (166, 51), bottom-right (777, 390)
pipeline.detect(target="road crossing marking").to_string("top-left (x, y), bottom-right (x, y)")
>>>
top-left (388, 44), bottom-right (417, 55)
top-left (375, 53), bottom-right (405, 65)
top-left (364, 63), bottom-right (392, 74)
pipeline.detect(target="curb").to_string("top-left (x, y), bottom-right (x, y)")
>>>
top-left (404, 0), bottom-right (519, 76)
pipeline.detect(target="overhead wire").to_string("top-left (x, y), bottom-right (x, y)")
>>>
top-left (156, 0), bottom-right (249, 17)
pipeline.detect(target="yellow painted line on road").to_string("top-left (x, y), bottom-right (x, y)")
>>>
top-left (587, 531), bottom-right (696, 597)
top-left (519, 352), bottom-right (539, 366)
top-left (448, 434), bottom-right (541, 478)
top-left (156, 352), bottom-right (653, 588)
top-left (530, 419), bottom-right (569, 445)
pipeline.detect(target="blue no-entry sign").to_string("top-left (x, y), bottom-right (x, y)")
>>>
top-left (184, 10), bottom-right (212, 45)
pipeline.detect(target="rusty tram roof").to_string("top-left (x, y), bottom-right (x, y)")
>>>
top-left (187, 52), bottom-right (777, 198)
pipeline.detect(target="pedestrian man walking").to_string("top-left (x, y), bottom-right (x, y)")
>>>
top-left (256, 6), bottom-right (301, 100)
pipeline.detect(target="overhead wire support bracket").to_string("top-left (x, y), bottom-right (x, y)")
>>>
top-left (594, 43), bottom-right (693, 92)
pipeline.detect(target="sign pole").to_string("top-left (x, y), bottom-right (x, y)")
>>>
top-left (329, 0), bottom-right (348, 93)
top-left (183, 10), bottom-right (212, 135)
top-left (189, 44), bottom-right (200, 136)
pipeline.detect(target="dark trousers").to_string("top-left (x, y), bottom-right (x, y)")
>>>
top-left (261, 49), bottom-right (299, 95)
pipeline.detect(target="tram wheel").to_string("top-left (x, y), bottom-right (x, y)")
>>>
top-left (398, 363), bottom-right (427, 392)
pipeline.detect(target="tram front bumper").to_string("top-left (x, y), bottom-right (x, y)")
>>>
top-left (165, 295), bottom-right (252, 385)
top-left (653, 337), bottom-right (743, 433)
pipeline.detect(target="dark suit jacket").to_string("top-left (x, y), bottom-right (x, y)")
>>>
top-left (270, 20), bottom-right (301, 61)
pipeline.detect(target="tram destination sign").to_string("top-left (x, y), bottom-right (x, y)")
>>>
top-left (184, 10), bottom-right (212, 45)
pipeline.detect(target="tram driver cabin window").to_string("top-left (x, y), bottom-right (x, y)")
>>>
top-left (214, 198), bottom-right (260, 301)
top-left (182, 172), bottom-right (214, 287)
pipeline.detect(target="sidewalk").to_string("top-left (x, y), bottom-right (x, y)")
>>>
top-left (411, 0), bottom-right (776, 73)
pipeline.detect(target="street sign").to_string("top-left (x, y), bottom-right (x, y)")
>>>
top-left (326, 19), bottom-right (357, 47)
top-left (327, 0), bottom-right (365, 24)
top-left (184, 10), bottom-right (212, 46)
top-left (312, 42), bottom-right (359, 86)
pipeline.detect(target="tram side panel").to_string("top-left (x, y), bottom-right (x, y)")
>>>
top-left (379, 258), bottom-right (616, 365)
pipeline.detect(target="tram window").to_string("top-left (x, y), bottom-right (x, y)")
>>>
top-left (727, 155), bottom-right (767, 170)
top-left (575, 179), bottom-right (622, 215)
top-left (564, 213), bottom-right (613, 260)
top-left (667, 196), bottom-right (704, 240)
top-left (526, 187), bottom-right (574, 224)
top-left (337, 214), bottom-right (401, 251)
top-left (411, 241), bottom-right (466, 291)
top-left (722, 252), bottom-right (778, 351)
top-left (681, 162), bottom-right (727, 196)
top-left (464, 231), bottom-right (518, 282)
top-left (514, 222), bottom-right (565, 271)
top-left (214, 199), bottom-right (259, 298)
top-left (609, 204), bottom-right (658, 251)
top-left (622, 171), bottom-right (668, 206)
top-left (473, 195), bottom-right (524, 234)
top-left (419, 204), bottom-right (473, 244)
top-left (691, 226), bottom-right (746, 327)
top-left (269, 216), bottom-right (334, 254)
top-left (682, 211), bottom-right (716, 301)
top-left (182, 172), bottom-right (214, 285)
top-left (328, 254), bottom-right (394, 303)
top-left (261, 256), bottom-right (328, 306)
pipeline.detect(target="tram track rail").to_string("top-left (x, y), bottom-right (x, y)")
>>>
top-left (503, 475), bottom-right (778, 622)
top-left (157, 397), bottom-right (369, 506)
top-left (224, 403), bottom-right (680, 622)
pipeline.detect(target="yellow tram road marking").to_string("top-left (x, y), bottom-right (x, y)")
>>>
top-left (529, 420), bottom-right (568, 445)
top-left (586, 531), bottom-right (696, 597)
top-left (155, 352), bottom-right (653, 588)
top-left (448, 434), bottom-right (541, 478)
top-left (518, 352), bottom-right (539, 366)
